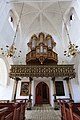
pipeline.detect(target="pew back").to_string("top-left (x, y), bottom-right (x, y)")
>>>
top-left (59, 101), bottom-right (80, 120)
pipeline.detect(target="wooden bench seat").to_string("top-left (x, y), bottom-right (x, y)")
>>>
top-left (0, 100), bottom-right (9, 103)
top-left (0, 107), bottom-right (8, 120)
top-left (0, 107), bottom-right (13, 120)
top-left (59, 100), bottom-right (80, 120)
top-left (71, 103), bottom-right (80, 120)
top-left (0, 103), bottom-right (21, 120)
top-left (15, 99), bottom-right (28, 103)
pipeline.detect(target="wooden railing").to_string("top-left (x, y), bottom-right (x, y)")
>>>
top-left (26, 51), bottom-right (36, 62)
top-left (47, 50), bottom-right (58, 61)
top-left (26, 50), bottom-right (58, 63)
top-left (10, 64), bottom-right (75, 78)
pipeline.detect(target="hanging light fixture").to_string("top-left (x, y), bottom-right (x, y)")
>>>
top-left (58, 1), bottom-right (78, 57)
top-left (63, 20), bottom-right (78, 57)
top-left (0, 3), bottom-right (24, 57)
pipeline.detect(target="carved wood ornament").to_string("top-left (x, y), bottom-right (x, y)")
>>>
top-left (26, 32), bottom-right (58, 65)
top-left (9, 32), bottom-right (75, 79)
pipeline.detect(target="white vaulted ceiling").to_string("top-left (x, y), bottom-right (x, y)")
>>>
top-left (7, 0), bottom-right (72, 37)
top-left (4, 0), bottom-right (73, 64)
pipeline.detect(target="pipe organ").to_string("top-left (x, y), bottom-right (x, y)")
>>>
top-left (26, 32), bottom-right (58, 65)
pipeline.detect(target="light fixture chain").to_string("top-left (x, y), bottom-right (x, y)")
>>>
top-left (58, 1), bottom-right (71, 43)
top-left (64, 22), bottom-right (71, 43)
top-left (13, 3), bottom-right (24, 44)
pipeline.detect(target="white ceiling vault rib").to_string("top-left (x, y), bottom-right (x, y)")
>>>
top-left (43, 12), bottom-right (60, 36)
top-left (39, 0), bottom-right (43, 31)
top-left (6, 0), bottom-right (72, 4)
top-left (43, 2), bottom-right (57, 11)
top-left (6, 1), bottom-right (40, 10)
top-left (40, 12), bottom-right (43, 31)
top-left (22, 11), bottom-right (39, 17)
top-left (23, 12), bottom-right (40, 37)
top-left (44, 10), bottom-right (63, 16)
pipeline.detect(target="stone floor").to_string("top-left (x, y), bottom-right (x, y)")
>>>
top-left (25, 104), bottom-right (61, 120)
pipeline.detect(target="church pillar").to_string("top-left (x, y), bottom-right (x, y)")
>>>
top-left (66, 78), bottom-right (72, 100)
top-left (66, 77), bottom-right (74, 102)
top-left (29, 77), bottom-right (33, 100)
top-left (14, 77), bottom-right (21, 101)
top-left (27, 77), bottom-right (33, 110)
top-left (52, 77), bottom-right (58, 110)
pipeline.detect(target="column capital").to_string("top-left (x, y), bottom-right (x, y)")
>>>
top-left (29, 77), bottom-right (33, 82)
top-left (63, 77), bottom-right (70, 81)
top-left (52, 77), bottom-right (55, 81)
top-left (14, 77), bottom-right (21, 81)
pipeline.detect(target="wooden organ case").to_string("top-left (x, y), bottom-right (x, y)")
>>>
top-left (26, 32), bottom-right (58, 65)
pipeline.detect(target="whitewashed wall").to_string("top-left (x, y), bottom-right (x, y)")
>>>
top-left (0, 55), bottom-right (15, 101)
top-left (16, 77), bottom-right (30, 100)
top-left (62, 0), bottom-right (80, 102)
top-left (50, 80), bottom-right (54, 107)
top-left (0, 79), bottom-right (15, 101)
top-left (0, 1), bottom-right (22, 101)
top-left (69, 53), bottom-right (80, 102)
top-left (31, 80), bottom-right (35, 106)
top-left (0, 1), bottom-right (17, 99)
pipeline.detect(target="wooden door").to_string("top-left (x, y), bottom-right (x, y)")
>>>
top-left (36, 82), bottom-right (49, 104)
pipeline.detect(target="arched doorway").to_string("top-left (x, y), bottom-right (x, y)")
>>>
top-left (36, 82), bottom-right (49, 104)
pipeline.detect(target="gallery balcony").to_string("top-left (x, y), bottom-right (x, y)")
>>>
top-left (26, 50), bottom-right (58, 65)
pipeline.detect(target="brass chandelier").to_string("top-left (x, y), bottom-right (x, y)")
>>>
top-left (64, 21), bottom-right (78, 57)
top-left (58, 1), bottom-right (78, 57)
top-left (1, 3), bottom-right (24, 57)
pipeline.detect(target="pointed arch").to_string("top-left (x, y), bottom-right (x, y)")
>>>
top-left (36, 81), bottom-right (49, 104)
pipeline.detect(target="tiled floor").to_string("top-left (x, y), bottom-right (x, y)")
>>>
top-left (25, 104), bottom-right (61, 120)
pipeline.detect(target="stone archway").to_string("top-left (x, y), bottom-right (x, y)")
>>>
top-left (36, 82), bottom-right (49, 104)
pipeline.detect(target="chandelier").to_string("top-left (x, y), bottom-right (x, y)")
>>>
top-left (0, 3), bottom-right (24, 57)
top-left (57, 1), bottom-right (78, 57)
top-left (64, 21), bottom-right (78, 57)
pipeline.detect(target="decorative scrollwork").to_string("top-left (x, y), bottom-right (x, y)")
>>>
top-left (9, 65), bottom-right (75, 79)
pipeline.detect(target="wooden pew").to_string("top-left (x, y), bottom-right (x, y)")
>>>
top-left (70, 103), bottom-right (80, 120)
top-left (5, 111), bottom-right (13, 120)
top-left (59, 100), bottom-right (80, 120)
top-left (15, 99), bottom-right (28, 103)
top-left (15, 98), bottom-right (32, 110)
top-left (57, 98), bottom-right (74, 104)
top-left (0, 103), bottom-right (21, 120)
top-left (59, 99), bottom-right (70, 120)
top-left (0, 107), bottom-right (8, 120)
top-left (16, 102), bottom-right (26, 120)
top-left (0, 107), bottom-right (13, 120)
top-left (13, 99), bottom-right (28, 120)
top-left (56, 98), bottom-right (74, 110)
top-left (27, 99), bottom-right (32, 110)
top-left (0, 100), bottom-right (9, 103)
